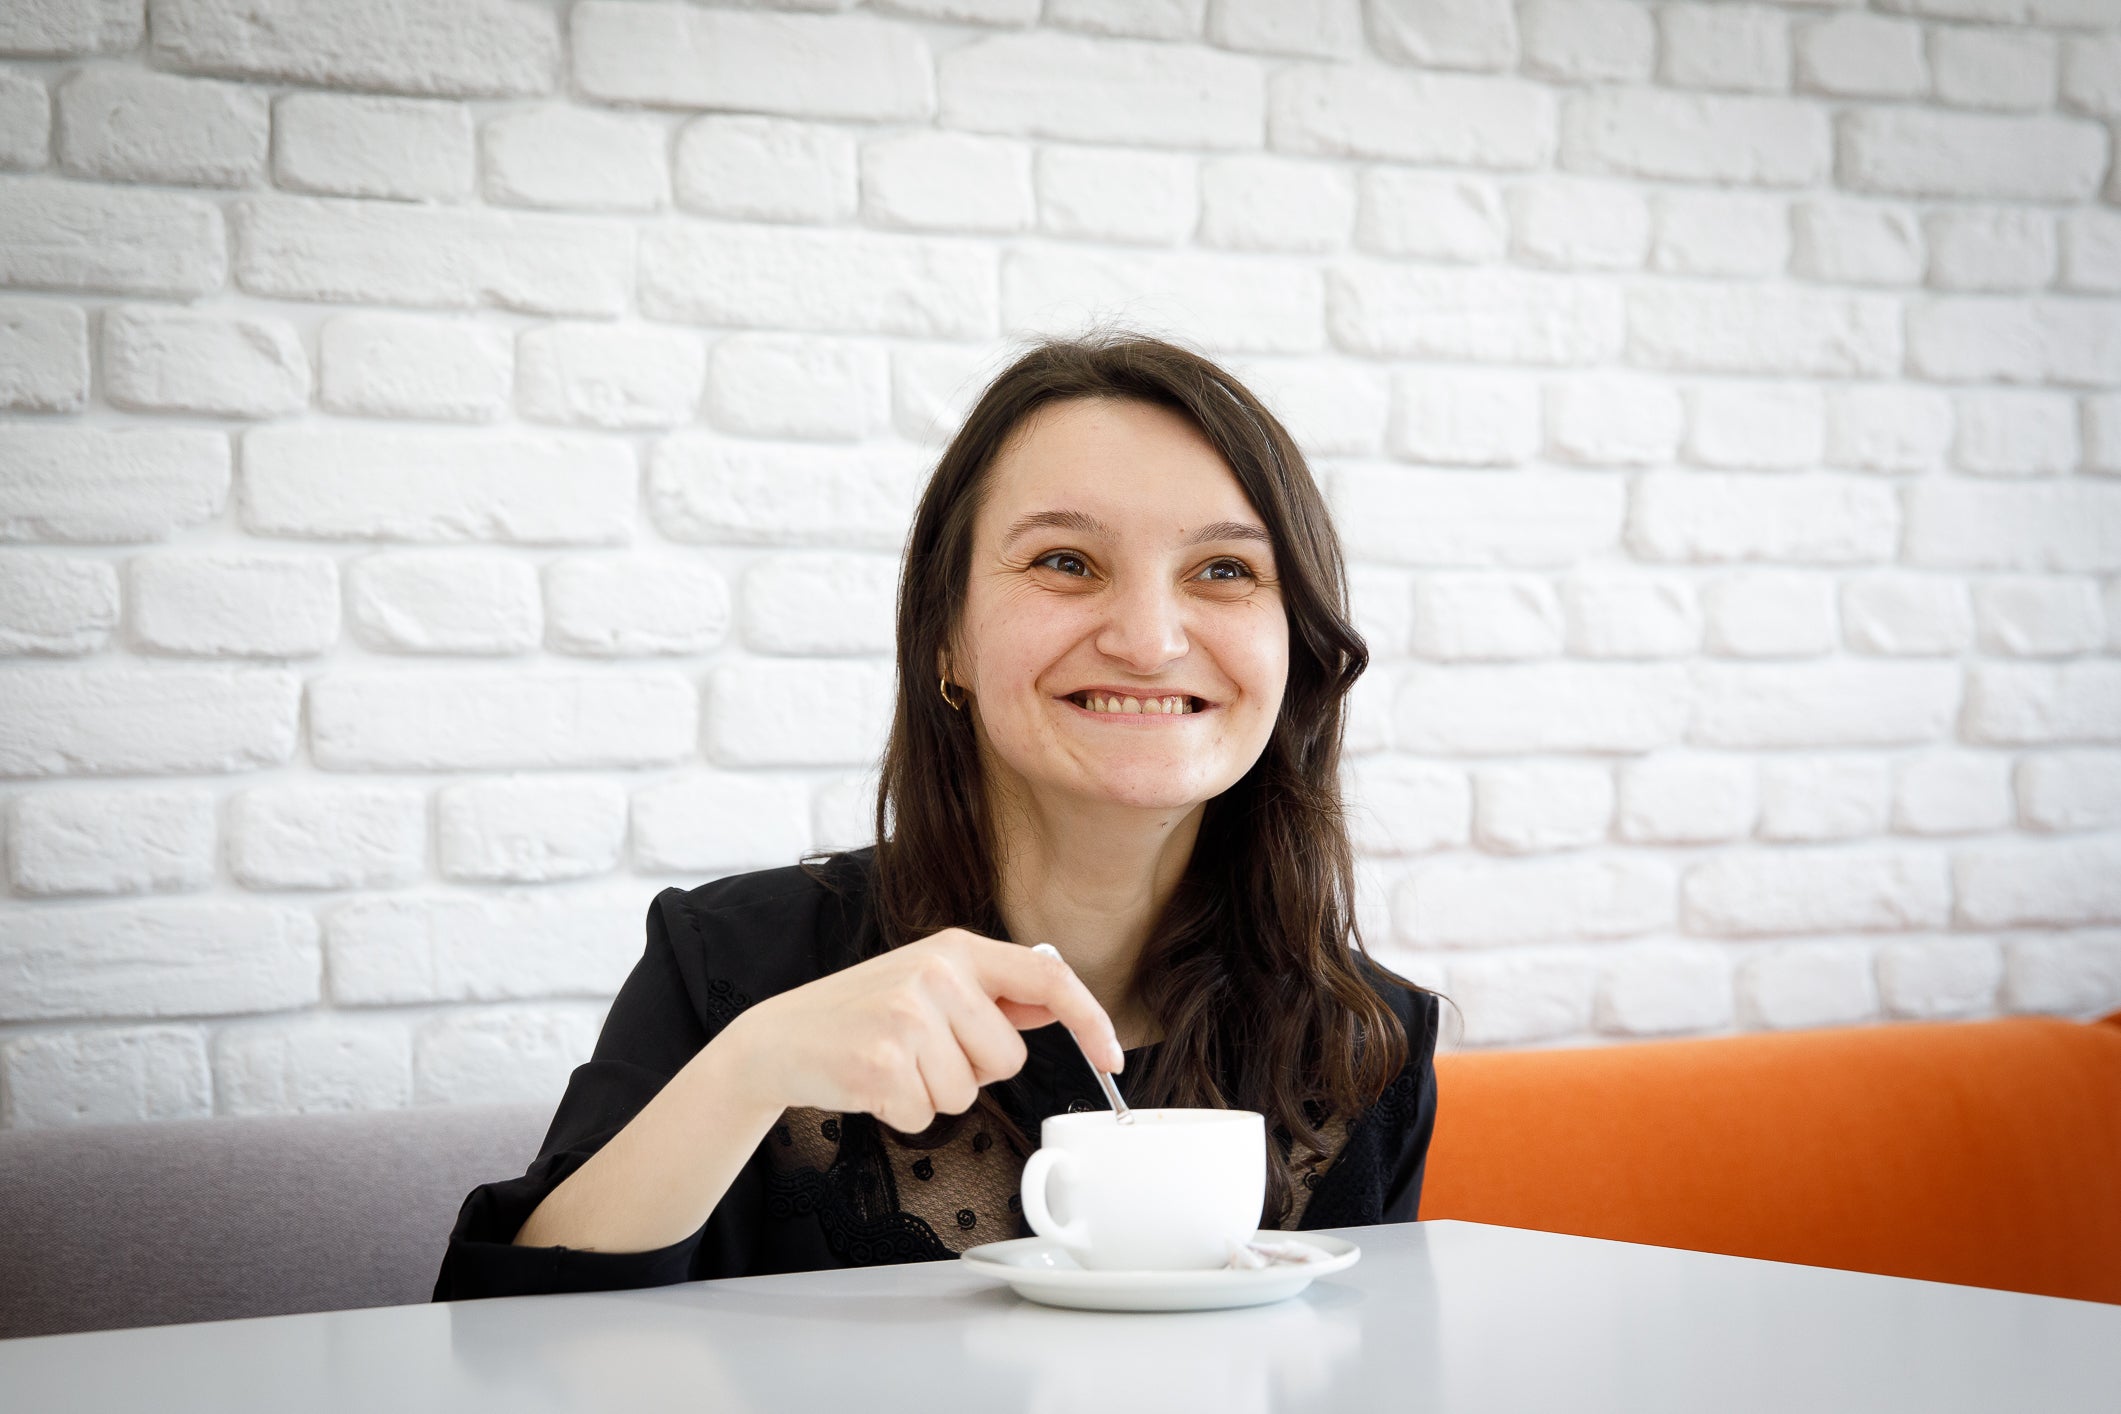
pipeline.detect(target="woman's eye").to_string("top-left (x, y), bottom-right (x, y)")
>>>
top-left (1197, 558), bottom-right (1254, 582)
top-left (1034, 551), bottom-right (1090, 577)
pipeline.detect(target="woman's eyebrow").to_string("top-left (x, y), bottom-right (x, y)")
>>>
top-left (1185, 520), bottom-right (1273, 548)
top-left (1001, 510), bottom-right (1273, 550)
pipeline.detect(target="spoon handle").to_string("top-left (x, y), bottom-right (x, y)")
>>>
top-left (1030, 943), bottom-right (1135, 1124)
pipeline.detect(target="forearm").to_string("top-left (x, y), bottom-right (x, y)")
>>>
top-left (513, 1022), bottom-right (785, 1255)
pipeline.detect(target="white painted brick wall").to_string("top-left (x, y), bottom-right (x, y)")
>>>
top-left (2, 0), bottom-right (2118, 1129)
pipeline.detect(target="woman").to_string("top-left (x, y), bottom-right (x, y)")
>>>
top-left (435, 332), bottom-right (1440, 1298)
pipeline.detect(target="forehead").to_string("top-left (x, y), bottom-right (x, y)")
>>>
top-left (975, 397), bottom-right (1263, 540)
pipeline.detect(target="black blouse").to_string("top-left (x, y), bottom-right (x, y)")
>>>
top-left (434, 849), bottom-right (1441, 1301)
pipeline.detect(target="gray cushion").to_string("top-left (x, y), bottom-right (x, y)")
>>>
top-left (0, 1102), bottom-right (550, 1339)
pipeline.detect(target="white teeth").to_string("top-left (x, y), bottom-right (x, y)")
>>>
top-left (1121, 696), bottom-right (1139, 714)
top-left (1076, 693), bottom-right (1198, 715)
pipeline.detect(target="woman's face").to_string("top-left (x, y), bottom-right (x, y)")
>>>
top-left (951, 397), bottom-right (1289, 816)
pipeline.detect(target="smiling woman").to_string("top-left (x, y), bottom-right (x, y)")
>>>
top-left (433, 331), bottom-right (1441, 1299)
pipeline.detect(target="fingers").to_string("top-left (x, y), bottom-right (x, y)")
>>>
top-left (930, 963), bottom-right (1031, 1088)
top-left (970, 939), bottom-right (1124, 1072)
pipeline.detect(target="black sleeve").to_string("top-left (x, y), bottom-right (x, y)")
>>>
top-left (1381, 989), bottom-right (1442, 1225)
top-left (433, 887), bottom-right (771, 1300)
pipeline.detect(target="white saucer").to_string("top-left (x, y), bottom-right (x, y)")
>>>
top-left (960, 1231), bottom-right (1360, 1312)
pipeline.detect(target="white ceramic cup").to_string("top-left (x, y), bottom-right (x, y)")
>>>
top-left (1019, 1108), bottom-right (1266, 1271)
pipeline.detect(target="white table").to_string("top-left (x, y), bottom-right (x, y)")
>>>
top-left (4, 1220), bottom-right (2116, 1413)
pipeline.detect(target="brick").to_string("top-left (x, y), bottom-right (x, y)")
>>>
top-left (1543, 374), bottom-right (1682, 467)
top-left (318, 314), bottom-right (511, 423)
top-left (2090, 394), bottom-right (2121, 472)
top-left (862, 131), bottom-right (1032, 234)
top-left (56, 66), bottom-right (266, 187)
top-left (346, 551), bottom-right (540, 655)
top-left (2063, 211), bottom-right (2121, 293)
top-left (1389, 370), bottom-right (1538, 467)
top-left (741, 553), bottom-right (897, 656)
top-left (650, 436), bottom-right (921, 550)
top-left (2017, 751), bottom-right (2121, 833)
top-left (1330, 467), bottom-right (1624, 567)
top-left (1354, 172), bottom-right (1506, 263)
top-left (1037, 145), bottom-right (1195, 246)
top-left (240, 426), bottom-right (636, 545)
top-left (413, 1004), bottom-right (603, 1106)
top-left (518, 323), bottom-right (703, 430)
top-left (1822, 385), bottom-right (1952, 474)
top-left (1840, 574), bottom-right (1973, 656)
top-left (0, 73), bottom-right (48, 169)
top-left (1956, 839), bottom-right (2121, 928)
top-left (2003, 933), bottom-right (2121, 1016)
top-left (1902, 297), bottom-right (2041, 382)
top-left (1367, 0), bottom-right (1518, 70)
top-left (1736, 943), bottom-right (1879, 1030)
top-left (1616, 754), bottom-right (1756, 843)
top-left (2038, 299), bottom-right (2121, 387)
top-left (1974, 577), bottom-right (2104, 657)
top-left (1648, 191), bottom-right (1789, 277)
top-left (1395, 854), bottom-right (1673, 946)
top-left (1683, 382), bottom-right (1824, 470)
top-left (1446, 951), bottom-right (1594, 1045)
top-left (574, 4), bottom-right (930, 119)
top-left (1005, 245), bottom-right (1322, 354)
top-left (130, 552), bottom-right (339, 658)
top-left (1790, 199), bottom-right (1924, 284)
top-left (328, 891), bottom-right (644, 1006)
top-left (0, 175), bottom-right (225, 297)
top-left (1893, 751), bottom-right (2013, 835)
top-left (1877, 937), bottom-right (2002, 1019)
top-left (1409, 574), bottom-right (1561, 659)
top-left (1049, 0), bottom-right (1204, 38)
top-left (437, 778), bottom-right (627, 883)
top-left (894, 345), bottom-right (1006, 447)
top-left (310, 670), bottom-right (697, 771)
top-left (1562, 575), bottom-right (1700, 658)
top-left (1272, 65), bottom-right (1551, 167)
top-left (1951, 390), bottom-right (2077, 477)
top-left (1926, 208), bottom-right (2056, 292)
top-left (1233, 357), bottom-right (1389, 456)
top-left (0, 900), bottom-right (318, 1021)
top-left (1757, 755), bottom-right (1891, 841)
top-left (152, 0), bottom-right (558, 98)
top-left (942, 32), bottom-right (1258, 148)
top-left (1560, 88), bottom-right (1827, 186)
top-left (641, 222), bottom-right (995, 339)
top-left (705, 333), bottom-right (886, 441)
top-left (703, 660), bottom-right (893, 767)
top-left (1702, 572), bottom-right (1837, 658)
top-left (482, 106), bottom-right (665, 213)
top-left (1793, 12), bottom-right (1926, 97)
top-left (1629, 473), bottom-right (1897, 564)
top-left (1519, 0), bottom-right (1653, 83)
top-left (1344, 670), bottom-right (1394, 756)
top-left (273, 94), bottom-right (472, 202)
top-left (1330, 266), bottom-right (1623, 363)
top-left (229, 784), bottom-right (426, 889)
top-left (1930, 28), bottom-right (2056, 111)
top-left (1473, 761), bottom-right (1612, 853)
top-left (235, 197), bottom-right (629, 317)
top-left (1904, 480), bottom-right (2121, 572)
top-left (7, 786), bottom-right (216, 896)
top-left (1836, 108), bottom-right (2106, 201)
top-left (1344, 757), bottom-right (1470, 856)
top-left (1690, 661), bottom-right (1958, 748)
top-left (2060, 34), bottom-right (2121, 118)
top-left (1199, 155), bottom-right (1351, 253)
top-left (1626, 283), bottom-right (1899, 377)
top-left (875, 0), bottom-right (1039, 22)
top-left (1595, 944), bottom-right (1734, 1035)
top-left (1660, 4), bottom-right (1790, 92)
top-left (813, 770), bottom-right (881, 853)
top-left (2, 426), bottom-right (228, 543)
top-left (102, 305), bottom-right (308, 419)
top-left (544, 555), bottom-right (731, 658)
top-left (0, 667), bottom-right (298, 776)
top-left (1962, 662), bottom-right (2121, 745)
top-left (0, 0), bottom-right (140, 56)
top-left (1507, 179), bottom-right (1648, 270)
top-left (1347, 565), bottom-right (1413, 657)
top-left (672, 116), bottom-right (858, 225)
top-left (1685, 850), bottom-right (1948, 937)
top-left (1395, 663), bottom-right (1689, 754)
top-left (633, 771), bottom-right (814, 873)
top-left (2, 1027), bottom-right (211, 1128)
top-left (1207, 0), bottom-right (1361, 58)
top-left (0, 552), bottom-right (117, 655)
top-left (213, 1015), bottom-right (412, 1116)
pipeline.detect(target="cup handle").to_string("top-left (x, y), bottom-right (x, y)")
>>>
top-left (1019, 1148), bottom-right (1090, 1249)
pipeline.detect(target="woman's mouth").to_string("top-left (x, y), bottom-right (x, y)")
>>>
top-left (1064, 691), bottom-right (1208, 716)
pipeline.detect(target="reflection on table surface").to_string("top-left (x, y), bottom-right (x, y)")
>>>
top-left (2, 1221), bottom-right (2117, 1414)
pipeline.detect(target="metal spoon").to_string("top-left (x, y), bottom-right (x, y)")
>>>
top-left (1031, 943), bottom-right (1134, 1124)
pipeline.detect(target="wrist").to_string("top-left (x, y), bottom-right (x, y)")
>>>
top-left (697, 1005), bottom-right (786, 1124)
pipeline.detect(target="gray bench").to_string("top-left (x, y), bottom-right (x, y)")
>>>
top-left (0, 1102), bottom-right (550, 1340)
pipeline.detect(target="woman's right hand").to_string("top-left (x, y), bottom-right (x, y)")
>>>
top-left (717, 929), bottom-right (1124, 1136)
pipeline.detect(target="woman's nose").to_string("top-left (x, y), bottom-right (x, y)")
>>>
top-left (1094, 579), bottom-right (1189, 672)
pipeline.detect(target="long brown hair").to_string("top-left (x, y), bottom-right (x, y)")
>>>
top-left (852, 330), bottom-right (1423, 1228)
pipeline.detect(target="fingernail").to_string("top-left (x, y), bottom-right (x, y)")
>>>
top-left (1108, 1041), bottom-right (1125, 1072)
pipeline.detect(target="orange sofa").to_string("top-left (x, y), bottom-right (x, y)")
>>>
top-left (1420, 1008), bottom-right (2121, 1306)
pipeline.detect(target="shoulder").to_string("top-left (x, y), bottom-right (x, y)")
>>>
top-left (652, 848), bottom-right (878, 1001)
top-left (1353, 951), bottom-right (1443, 1062)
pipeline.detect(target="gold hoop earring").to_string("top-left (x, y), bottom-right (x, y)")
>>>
top-left (939, 675), bottom-right (965, 711)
